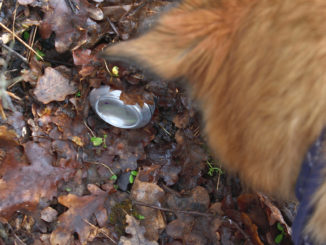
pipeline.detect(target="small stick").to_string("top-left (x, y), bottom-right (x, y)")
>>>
top-left (133, 200), bottom-right (212, 217)
top-left (0, 22), bottom-right (43, 60)
top-left (1, 43), bottom-right (28, 63)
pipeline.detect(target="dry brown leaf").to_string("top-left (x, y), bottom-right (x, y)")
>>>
top-left (39, 0), bottom-right (102, 52)
top-left (34, 67), bottom-right (77, 104)
top-left (118, 215), bottom-right (158, 245)
top-left (41, 206), bottom-right (58, 223)
top-left (131, 176), bottom-right (166, 241)
top-left (50, 184), bottom-right (108, 245)
top-left (0, 140), bottom-right (75, 218)
top-left (173, 112), bottom-right (190, 129)
top-left (241, 212), bottom-right (264, 245)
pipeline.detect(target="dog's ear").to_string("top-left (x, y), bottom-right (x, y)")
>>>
top-left (101, 0), bottom-right (245, 81)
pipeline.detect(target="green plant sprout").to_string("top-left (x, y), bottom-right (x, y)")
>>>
top-left (75, 90), bottom-right (81, 97)
top-left (206, 160), bottom-right (224, 176)
top-left (35, 49), bottom-right (45, 61)
top-left (110, 174), bottom-right (118, 181)
top-left (91, 136), bottom-right (103, 146)
top-left (23, 31), bottom-right (30, 41)
top-left (91, 134), bottom-right (107, 148)
top-left (129, 170), bottom-right (138, 184)
top-left (135, 214), bottom-right (145, 220)
top-left (275, 222), bottom-right (286, 244)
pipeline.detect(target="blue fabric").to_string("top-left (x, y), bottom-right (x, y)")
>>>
top-left (292, 130), bottom-right (326, 245)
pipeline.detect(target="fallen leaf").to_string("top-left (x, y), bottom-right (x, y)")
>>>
top-left (0, 140), bottom-right (76, 218)
top-left (41, 207), bottom-right (58, 223)
top-left (118, 215), bottom-right (158, 245)
top-left (34, 67), bottom-right (77, 104)
top-left (50, 184), bottom-right (108, 245)
top-left (131, 175), bottom-right (166, 241)
top-left (241, 212), bottom-right (264, 245)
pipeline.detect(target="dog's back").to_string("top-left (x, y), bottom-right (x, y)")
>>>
top-left (103, 0), bottom-right (326, 243)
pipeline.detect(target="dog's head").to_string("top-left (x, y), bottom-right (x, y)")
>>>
top-left (101, 0), bottom-right (243, 87)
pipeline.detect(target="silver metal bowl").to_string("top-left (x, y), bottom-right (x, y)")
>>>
top-left (89, 86), bottom-right (155, 129)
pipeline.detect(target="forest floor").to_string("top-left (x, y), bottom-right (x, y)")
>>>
top-left (0, 0), bottom-right (295, 244)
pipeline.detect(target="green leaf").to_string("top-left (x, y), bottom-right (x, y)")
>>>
top-left (75, 91), bottom-right (81, 97)
top-left (23, 31), bottom-right (30, 41)
top-left (114, 184), bottom-right (118, 190)
top-left (129, 174), bottom-right (135, 184)
top-left (91, 137), bottom-right (103, 146)
top-left (65, 187), bottom-right (72, 192)
top-left (102, 134), bottom-right (107, 148)
top-left (136, 214), bottom-right (145, 220)
top-left (275, 233), bottom-right (283, 244)
top-left (208, 169), bottom-right (213, 176)
top-left (110, 175), bottom-right (118, 181)
top-left (35, 49), bottom-right (45, 61)
top-left (277, 222), bottom-right (284, 232)
top-left (131, 170), bottom-right (138, 176)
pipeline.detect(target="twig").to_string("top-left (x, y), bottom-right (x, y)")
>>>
top-left (65, 0), bottom-right (80, 14)
top-left (133, 200), bottom-right (253, 244)
top-left (7, 76), bottom-right (24, 89)
top-left (7, 91), bottom-right (21, 101)
top-left (83, 120), bottom-right (96, 137)
top-left (27, 26), bottom-right (38, 61)
top-left (0, 22), bottom-right (43, 60)
top-left (89, 161), bottom-right (115, 176)
top-left (107, 18), bottom-right (120, 38)
top-left (12, 2), bottom-right (19, 40)
top-left (222, 216), bottom-right (253, 245)
top-left (1, 43), bottom-right (28, 63)
top-left (14, 234), bottom-right (26, 245)
top-left (126, 0), bottom-right (151, 17)
top-left (133, 200), bottom-right (212, 217)
top-left (159, 123), bottom-right (171, 136)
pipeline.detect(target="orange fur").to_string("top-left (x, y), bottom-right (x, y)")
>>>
top-left (103, 0), bottom-right (326, 243)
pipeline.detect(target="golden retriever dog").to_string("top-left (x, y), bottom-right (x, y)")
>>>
top-left (102, 0), bottom-right (326, 243)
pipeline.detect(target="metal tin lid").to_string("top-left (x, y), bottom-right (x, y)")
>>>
top-left (89, 86), bottom-right (155, 129)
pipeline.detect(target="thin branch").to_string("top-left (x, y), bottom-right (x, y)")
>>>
top-left (89, 161), bottom-right (115, 176)
top-left (83, 120), bottom-right (96, 137)
top-left (133, 200), bottom-right (253, 244)
top-left (133, 200), bottom-right (212, 217)
top-left (1, 42), bottom-right (28, 63)
top-left (0, 22), bottom-right (43, 60)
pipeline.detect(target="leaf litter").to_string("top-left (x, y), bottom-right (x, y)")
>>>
top-left (0, 0), bottom-right (295, 244)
